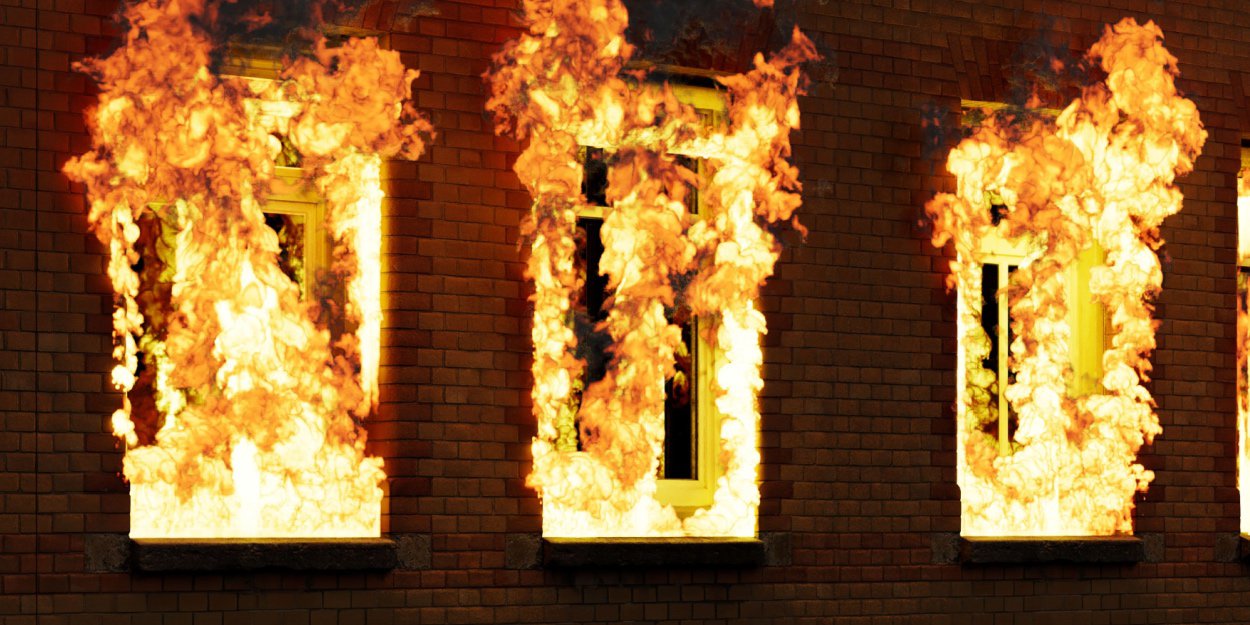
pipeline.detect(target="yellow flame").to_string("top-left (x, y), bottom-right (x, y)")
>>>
top-left (488, 0), bottom-right (814, 537)
top-left (1239, 176), bottom-right (1250, 535)
top-left (927, 19), bottom-right (1204, 536)
top-left (63, 0), bottom-right (429, 537)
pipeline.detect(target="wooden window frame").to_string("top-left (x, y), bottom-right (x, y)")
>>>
top-left (576, 82), bottom-right (726, 515)
top-left (959, 231), bottom-right (1106, 455)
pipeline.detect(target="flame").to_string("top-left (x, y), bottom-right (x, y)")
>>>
top-left (1239, 174), bottom-right (1250, 535)
top-left (63, 0), bottom-right (430, 538)
top-left (926, 19), bottom-right (1204, 536)
top-left (487, 0), bottom-right (814, 537)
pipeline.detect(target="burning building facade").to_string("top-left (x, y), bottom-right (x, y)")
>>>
top-left (7, 0), bottom-right (1250, 622)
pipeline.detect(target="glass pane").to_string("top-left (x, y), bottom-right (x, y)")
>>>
top-left (663, 312), bottom-right (697, 480)
top-left (582, 147), bottom-right (609, 207)
top-left (980, 263), bottom-right (1000, 373)
top-left (674, 154), bottom-right (699, 215)
top-left (263, 212), bottom-right (307, 297)
top-left (979, 262), bottom-right (1019, 450)
top-left (574, 216), bottom-right (612, 392)
top-left (573, 214), bottom-right (698, 477)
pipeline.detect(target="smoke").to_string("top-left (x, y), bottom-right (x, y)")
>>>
top-left (622, 0), bottom-right (800, 71)
top-left (1004, 15), bottom-right (1087, 109)
top-left (110, 0), bottom-right (380, 71)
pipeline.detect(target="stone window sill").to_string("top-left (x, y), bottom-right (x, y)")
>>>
top-left (506, 533), bottom-right (789, 569)
top-left (932, 534), bottom-right (1159, 564)
top-left (85, 534), bottom-right (431, 572)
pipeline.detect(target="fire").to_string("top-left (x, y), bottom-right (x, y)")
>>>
top-left (63, 0), bottom-right (430, 538)
top-left (1239, 173), bottom-right (1250, 535)
top-left (487, 0), bottom-right (815, 537)
top-left (926, 19), bottom-right (1205, 536)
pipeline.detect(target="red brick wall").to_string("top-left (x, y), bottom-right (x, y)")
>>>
top-left (5, 0), bottom-right (1249, 622)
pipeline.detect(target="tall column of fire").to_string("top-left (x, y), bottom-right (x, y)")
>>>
top-left (487, 0), bottom-right (815, 537)
top-left (64, 0), bottom-right (431, 538)
top-left (926, 19), bottom-right (1205, 536)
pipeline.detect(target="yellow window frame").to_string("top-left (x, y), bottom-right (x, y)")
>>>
top-left (960, 228), bottom-right (1107, 455)
top-left (224, 53), bottom-right (334, 298)
top-left (956, 102), bottom-right (1108, 455)
top-left (262, 168), bottom-right (331, 297)
top-left (576, 81), bottom-right (727, 514)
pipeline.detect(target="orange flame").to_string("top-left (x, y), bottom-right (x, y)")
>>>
top-left (1238, 174), bottom-right (1250, 535)
top-left (63, 0), bottom-right (430, 538)
top-left (487, 0), bottom-right (814, 537)
top-left (926, 19), bottom-right (1204, 536)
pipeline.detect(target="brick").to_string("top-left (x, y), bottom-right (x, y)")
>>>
top-left (8, 1), bottom-right (1250, 624)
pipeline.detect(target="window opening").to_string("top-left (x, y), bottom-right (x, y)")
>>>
top-left (577, 147), bottom-right (708, 488)
top-left (64, 7), bottom-right (430, 538)
top-left (925, 19), bottom-right (1204, 537)
top-left (486, 0), bottom-right (816, 538)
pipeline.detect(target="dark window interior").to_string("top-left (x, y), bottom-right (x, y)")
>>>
top-left (575, 147), bottom-right (701, 480)
top-left (980, 262), bottom-right (1018, 445)
top-left (264, 212), bottom-right (306, 295)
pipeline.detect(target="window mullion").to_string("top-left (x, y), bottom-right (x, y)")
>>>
top-left (998, 263), bottom-right (1011, 454)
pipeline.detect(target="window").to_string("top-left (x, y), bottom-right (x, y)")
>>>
top-left (517, 75), bottom-right (773, 539)
top-left (65, 0), bottom-right (433, 543)
top-left (961, 229), bottom-right (1105, 457)
top-left (99, 51), bottom-right (391, 539)
top-left (572, 84), bottom-right (724, 512)
top-left (489, 3), bottom-right (814, 540)
top-left (929, 20), bottom-right (1208, 540)
top-left (933, 97), bottom-right (1172, 539)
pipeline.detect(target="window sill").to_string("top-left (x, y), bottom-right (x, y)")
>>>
top-left (932, 533), bottom-right (1158, 564)
top-left (84, 534), bottom-right (431, 572)
top-left (536, 536), bottom-right (769, 569)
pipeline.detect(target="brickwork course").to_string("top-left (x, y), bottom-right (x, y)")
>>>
top-left (4, 0), bottom-right (1250, 623)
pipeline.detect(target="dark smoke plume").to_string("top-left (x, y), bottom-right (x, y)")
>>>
top-left (111, 0), bottom-right (377, 72)
top-left (623, 0), bottom-right (798, 73)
